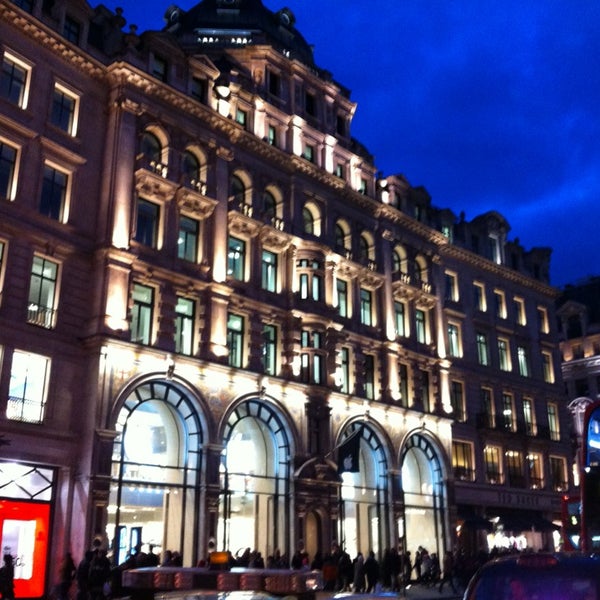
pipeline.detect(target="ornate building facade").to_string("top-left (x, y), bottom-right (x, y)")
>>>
top-left (0, 0), bottom-right (572, 595)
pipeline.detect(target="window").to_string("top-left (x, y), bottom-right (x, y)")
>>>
top-left (360, 288), bottom-right (373, 326)
top-left (537, 306), bottom-right (549, 334)
top-left (267, 125), bottom-right (277, 147)
top-left (297, 259), bottom-right (323, 301)
top-left (494, 289), bottom-right (506, 318)
top-left (527, 452), bottom-right (543, 489)
top-left (40, 163), bottom-right (69, 222)
top-left (477, 332), bottom-right (489, 366)
top-left (498, 337), bottom-right (511, 371)
top-left (394, 301), bottom-right (406, 337)
top-left (548, 402), bottom-right (560, 441)
top-left (338, 347), bottom-right (350, 394)
top-left (337, 278), bottom-right (349, 318)
top-left (445, 271), bottom-right (459, 302)
top-left (0, 241), bottom-right (4, 297)
top-left (135, 198), bottom-right (159, 247)
top-left (483, 446), bottom-right (502, 484)
top-left (473, 281), bottom-right (486, 311)
top-left (230, 175), bottom-right (246, 207)
top-left (300, 329), bottom-right (325, 385)
top-left (51, 83), bottom-right (79, 135)
top-left (502, 393), bottom-right (515, 431)
top-left (505, 450), bottom-right (525, 487)
top-left (175, 297), bottom-right (194, 355)
top-left (140, 131), bottom-right (166, 176)
top-left (335, 163), bottom-right (345, 178)
top-left (302, 206), bottom-right (314, 234)
top-left (420, 369), bottom-right (431, 411)
top-left (305, 91), bottom-right (316, 116)
top-left (514, 297), bottom-right (526, 325)
top-left (262, 191), bottom-right (277, 225)
top-left (268, 70), bottom-right (280, 96)
top-left (7, 350), bottom-right (50, 423)
top-left (415, 309), bottom-right (427, 344)
top-left (235, 108), bottom-right (247, 128)
top-left (447, 322), bottom-right (462, 357)
top-left (542, 351), bottom-right (555, 383)
top-left (182, 151), bottom-right (201, 189)
top-left (63, 16), bottom-right (81, 44)
top-left (334, 222), bottom-right (348, 251)
top-left (364, 354), bottom-right (375, 400)
top-left (227, 313), bottom-right (244, 368)
top-left (302, 203), bottom-right (321, 236)
top-left (399, 363), bottom-right (409, 408)
top-left (488, 234), bottom-right (502, 264)
top-left (152, 54), bottom-right (167, 81)
top-left (178, 215), bottom-right (199, 262)
top-left (523, 397), bottom-right (536, 435)
top-left (452, 441), bottom-right (474, 481)
top-left (481, 387), bottom-right (495, 428)
top-left (261, 250), bottom-right (277, 292)
top-left (27, 255), bottom-right (58, 329)
top-left (262, 324), bottom-right (277, 375)
top-left (131, 283), bottom-right (154, 344)
top-left (1, 51), bottom-right (31, 108)
top-left (517, 346), bottom-right (530, 377)
top-left (0, 139), bottom-right (18, 200)
top-left (227, 236), bottom-right (246, 280)
top-left (450, 380), bottom-right (465, 421)
top-left (549, 456), bottom-right (568, 492)
top-left (191, 77), bottom-right (206, 103)
top-left (303, 144), bottom-right (315, 162)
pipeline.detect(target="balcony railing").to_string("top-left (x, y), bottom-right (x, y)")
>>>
top-left (27, 304), bottom-right (56, 329)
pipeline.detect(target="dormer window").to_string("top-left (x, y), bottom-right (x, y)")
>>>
top-left (305, 91), bottom-right (316, 117)
top-left (268, 70), bottom-right (280, 97)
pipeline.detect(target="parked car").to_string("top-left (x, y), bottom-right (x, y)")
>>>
top-left (463, 552), bottom-right (600, 600)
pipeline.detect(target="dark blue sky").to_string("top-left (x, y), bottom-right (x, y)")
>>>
top-left (109, 1), bottom-right (600, 288)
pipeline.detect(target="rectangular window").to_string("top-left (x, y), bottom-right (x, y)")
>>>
top-left (268, 125), bottom-right (277, 146)
top-left (542, 351), bottom-right (555, 383)
top-left (337, 278), bottom-right (348, 318)
top-left (447, 322), bottom-right (462, 357)
top-left (300, 329), bottom-right (324, 384)
top-left (360, 288), bottom-right (372, 326)
top-left (548, 402), bottom-right (560, 441)
top-left (27, 255), bottom-right (58, 329)
top-left (51, 82), bottom-right (79, 136)
top-left (227, 313), bottom-right (244, 368)
top-left (303, 144), bottom-right (315, 162)
top-left (7, 350), bottom-right (50, 423)
top-left (506, 450), bottom-right (525, 487)
top-left (477, 332), bottom-right (489, 366)
top-left (502, 393), bottom-right (515, 431)
top-left (498, 337), bottom-right (511, 371)
top-left (415, 309), bottom-right (427, 343)
top-left (473, 281), bottom-right (486, 311)
top-left (549, 456), bottom-right (568, 492)
top-left (134, 198), bottom-right (159, 247)
top-left (450, 380), bottom-right (465, 421)
top-left (484, 446), bottom-right (502, 484)
top-left (394, 301), bottom-right (406, 337)
top-left (191, 77), bottom-right (206, 103)
top-left (63, 16), bottom-right (81, 44)
top-left (364, 354), bottom-right (375, 400)
top-left (262, 324), bottom-right (277, 375)
top-left (517, 346), bottom-right (530, 377)
top-left (40, 164), bottom-right (69, 222)
top-left (178, 215), bottom-right (199, 262)
top-left (488, 234), bottom-right (502, 264)
top-left (261, 250), bottom-right (277, 292)
top-left (420, 370), bottom-right (431, 411)
top-left (444, 271), bottom-right (459, 302)
top-left (152, 55), bottom-right (167, 81)
top-left (0, 139), bottom-right (18, 200)
top-left (227, 236), bottom-right (246, 280)
top-left (514, 297), bottom-right (526, 325)
top-left (481, 387), bottom-right (495, 428)
top-left (1, 51), bottom-right (31, 108)
top-left (268, 70), bottom-right (280, 97)
top-left (235, 108), bottom-right (247, 127)
top-left (527, 452), bottom-right (543, 489)
top-left (452, 441), bottom-right (474, 481)
top-left (305, 91), bottom-right (316, 116)
top-left (538, 306), bottom-right (550, 334)
top-left (339, 347), bottom-right (350, 394)
top-left (523, 397), bottom-right (536, 435)
top-left (131, 283), bottom-right (154, 344)
top-left (494, 289), bottom-right (507, 318)
top-left (175, 296), bottom-right (194, 356)
top-left (399, 363), bottom-right (409, 408)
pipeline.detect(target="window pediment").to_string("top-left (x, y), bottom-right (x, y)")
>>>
top-left (176, 187), bottom-right (217, 219)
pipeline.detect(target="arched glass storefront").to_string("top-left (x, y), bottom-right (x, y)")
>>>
top-left (108, 380), bottom-right (203, 566)
top-left (218, 398), bottom-right (291, 560)
top-left (400, 432), bottom-right (447, 557)
top-left (338, 422), bottom-right (390, 557)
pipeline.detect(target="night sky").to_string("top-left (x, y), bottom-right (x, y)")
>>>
top-left (107, 1), bottom-right (600, 288)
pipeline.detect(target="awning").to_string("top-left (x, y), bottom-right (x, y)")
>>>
top-left (461, 516), bottom-right (494, 532)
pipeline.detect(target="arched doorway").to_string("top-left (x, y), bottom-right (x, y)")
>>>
top-left (400, 432), bottom-right (448, 558)
top-left (108, 379), bottom-right (204, 566)
top-left (338, 422), bottom-right (390, 558)
top-left (218, 397), bottom-right (292, 561)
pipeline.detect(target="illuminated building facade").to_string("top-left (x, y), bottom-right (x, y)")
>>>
top-left (0, 0), bottom-right (572, 593)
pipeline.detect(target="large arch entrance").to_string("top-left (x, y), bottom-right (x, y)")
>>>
top-left (108, 379), bottom-right (204, 566)
top-left (400, 432), bottom-right (448, 558)
top-left (338, 422), bottom-right (390, 558)
top-left (218, 397), bottom-right (292, 561)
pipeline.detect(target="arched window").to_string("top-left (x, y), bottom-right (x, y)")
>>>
top-left (140, 131), bottom-right (161, 163)
top-left (230, 175), bottom-right (245, 205)
top-left (263, 190), bottom-right (277, 222)
top-left (182, 150), bottom-right (200, 185)
top-left (334, 219), bottom-right (351, 252)
top-left (303, 206), bottom-right (314, 234)
top-left (359, 236), bottom-right (370, 262)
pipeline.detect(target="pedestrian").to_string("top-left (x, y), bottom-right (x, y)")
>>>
top-left (57, 552), bottom-right (76, 600)
top-left (88, 549), bottom-right (111, 600)
top-left (76, 551), bottom-right (94, 600)
top-left (0, 554), bottom-right (15, 600)
top-left (438, 551), bottom-right (457, 594)
top-left (364, 550), bottom-right (379, 592)
top-left (352, 552), bottom-right (365, 593)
